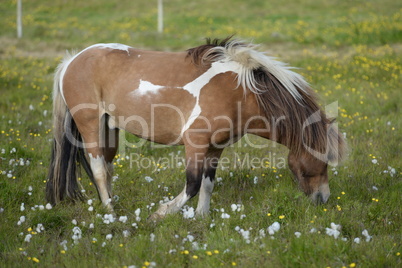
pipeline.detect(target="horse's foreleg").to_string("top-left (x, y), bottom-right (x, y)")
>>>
top-left (149, 145), bottom-right (208, 221)
top-left (195, 148), bottom-right (222, 217)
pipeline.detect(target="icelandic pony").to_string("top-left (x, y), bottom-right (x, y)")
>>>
top-left (46, 38), bottom-right (346, 219)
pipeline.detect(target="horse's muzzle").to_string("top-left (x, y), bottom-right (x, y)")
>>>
top-left (310, 183), bottom-right (330, 204)
top-left (311, 192), bottom-right (330, 204)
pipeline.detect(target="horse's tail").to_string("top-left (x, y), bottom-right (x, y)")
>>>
top-left (46, 54), bottom-right (94, 205)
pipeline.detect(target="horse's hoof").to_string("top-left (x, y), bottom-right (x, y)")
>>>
top-left (148, 212), bottom-right (165, 222)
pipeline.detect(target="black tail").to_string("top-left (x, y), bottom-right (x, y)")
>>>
top-left (46, 112), bottom-right (94, 205)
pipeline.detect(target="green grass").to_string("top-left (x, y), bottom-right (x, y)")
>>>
top-left (0, 0), bottom-right (401, 267)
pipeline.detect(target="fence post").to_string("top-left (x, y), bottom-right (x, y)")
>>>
top-left (17, 0), bottom-right (22, 38)
top-left (157, 0), bottom-right (163, 33)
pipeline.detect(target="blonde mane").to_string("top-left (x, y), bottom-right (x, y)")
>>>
top-left (187, 37), bottom-right (347, 164)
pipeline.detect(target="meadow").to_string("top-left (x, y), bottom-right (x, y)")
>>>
top-left (0, 0), bottom-right (401, 267)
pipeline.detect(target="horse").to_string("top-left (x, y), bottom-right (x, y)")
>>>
top-left (46, 37), bottom-right (347, 219)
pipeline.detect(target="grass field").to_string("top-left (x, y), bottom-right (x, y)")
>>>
top-left (0, 0), bottom-right (401, 267)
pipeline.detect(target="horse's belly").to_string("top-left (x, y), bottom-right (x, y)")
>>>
top-left (110, 90), bottom-right (196, 145)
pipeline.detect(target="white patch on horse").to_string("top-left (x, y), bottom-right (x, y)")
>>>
top-left (97, 43), bottom-right (132, 55)
top-left (181, 61), bottom-right (240, 134)
top-left (196, 175), bottom-right (214, 216)
top-left (135, 80), bottom-right (165, 95)
top-left (58, 43), bottom-right (133, 103)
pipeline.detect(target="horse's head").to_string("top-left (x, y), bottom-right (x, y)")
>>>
top-left (288, 152), bottom-right (330, 204)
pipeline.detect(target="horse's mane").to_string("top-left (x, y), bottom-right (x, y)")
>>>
top-left (187, 37), bottom-right (347, 164)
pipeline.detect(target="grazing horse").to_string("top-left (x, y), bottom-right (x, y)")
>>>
top-left (46, 37), bottom-right (346, 219)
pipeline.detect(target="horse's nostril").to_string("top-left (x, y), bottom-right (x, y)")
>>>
top-left (311, 192), bottom-right (329, 205)
top-left (317, 193), bottom-right (324, 204)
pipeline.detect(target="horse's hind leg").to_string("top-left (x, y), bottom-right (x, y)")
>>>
top-left (73, 110), bottom-right (118, 211)
top-left (101, 114), bottom-right (119, 201)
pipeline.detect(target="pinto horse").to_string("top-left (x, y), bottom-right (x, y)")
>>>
top-left (46, 38), bottom-right (346, 219)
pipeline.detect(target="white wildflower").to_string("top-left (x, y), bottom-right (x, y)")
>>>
top-left (123, 230), bottom-right (130, 238)
top-left (119, 216), bottom-right (128, 223)
top-left (45, 203), bottom-right (52, 210)
top-left (331, 222), bottom-right (341, 231)
top-left (259, 229), bottom-right (266, 238)
top-left (18, 215), bottom-right (26, 225)
top-left (36, 223), bottom-right (45, 233)
top-left (325, 222), bottom-right (341, 239)
top-left (105, 234), bottom-right (113, 240)
top-left (72, 219), bottom-right (77, 225)
top-left (183, 206), bottom-right (195, 219)
top-left (192, 241), bottom-right (200, 250)
top-left (362, 229), bottom-right (372, 242)
top-left (221, 213), bottom-right (231, 219)
top-left (186, 234), bottom-right (194, 242)
top-left (60, 240), bottom-right (68, 251)
top-left (231, 204), bottom-right (238, 212)
top-left (144, 176), bottom-right (153, 182)
top-left (326, 228), bottom-right (340, 239)
top-left (20, 203), bottom-right (25, 212)
top-left (24, 234), bottom-right (32, 242)
top-left (135, 208), bottom-right (141, 222)
top-left (103, 214), bottom-right (115, 224)
top-left (354, 237), bottom-right (360, 244)
top-left (239, 228), bottom-right (251, 244)
top-left (294, 232), bottom-right (301, 238)
top-left (72, 226), bottom-right (82, 244)
top-left (253, 176), bottom-right (258, 184)
top-left (150, 233), bottom-right (155, 242)
top-left (268, 222), bottom-right (280, 235)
